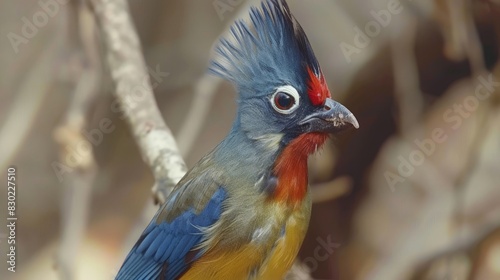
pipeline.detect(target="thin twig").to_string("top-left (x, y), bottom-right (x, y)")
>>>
top-left (443, 2), bottom-right (489, 278)
top-left (391, 16), bottom-right (424, 135)
top-left (0, 44), bottom-right (59, 171)
top-left (285, 261), bottom-right (313, 280)
top-left (310, 176), bottom-right (352, 203)
top-left (176, 0), bottom-right (259, 157)
top-left (435, 0), bottom-right (486, 75)
top-left (176, 75), bottom-right (221, 157)
top-left (54, 1), bottom-right (101, 279)
top-left (448, 0), bottom-right (486, 75)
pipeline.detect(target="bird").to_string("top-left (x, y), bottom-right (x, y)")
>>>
top-left (116, 0), bottom-right (358, 279)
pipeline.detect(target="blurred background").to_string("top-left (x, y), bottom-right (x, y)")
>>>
top-left (1, 0), bottom-right (500, 279)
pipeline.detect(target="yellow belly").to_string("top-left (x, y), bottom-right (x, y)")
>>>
top-left (256, 209), bottom-right (309, 279)
top-left (181, 199), bottom-right (311, 280)
top-left (180, 245), bottom-right (263, 280)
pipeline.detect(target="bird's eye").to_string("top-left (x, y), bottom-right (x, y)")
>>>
top-left (274, 92), bottom-right (294, 110)
top-left (270, 85), bottom-right (300, 114)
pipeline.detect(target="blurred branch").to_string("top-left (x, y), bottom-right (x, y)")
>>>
top-left (417, 226), bottom-right (500, 279)
top-left (367, 73), bottom-right (499, 280)
top-left (447, 0), bottom-right (485, 74)
top-left (434, 2), bottom-right (493, 278)
top-left (53, 1), bottom-right (101, 279)
top-left (469, 227), bottom-right (500, 279)
top-left (434, 0), bottom-right (486, 74)
top-left (452, 96), bottom-right (493, 226)
top-left (176, 75), bottom-right (221, 157)
top-left (176, 0), bottom-right (258, 157)
top-left (87, 0), bottom-right (187, 203)
top-left (311, 176), bottom-right (352, 203)
top-left (285, 261), bottom-right (313, 280)
top-left (391, 16), bottom-right (424, 135)
top-left (444, 0), bottom-right (489, 230)
top-left (0, 44), bottom-right (58, 171)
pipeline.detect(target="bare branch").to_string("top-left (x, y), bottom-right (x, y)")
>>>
top-left (286, 261), bottom-right (313, 280)
top-left (54, 1), bottom-right (101, 279)
top-left (176, 0), bottom-right (259, 157)
top-left (0, 41), bottom-right (60, 171)
top-left (176, 74), bottom-right (221, 157)
top-left (87, 0), bottom-right (187, 203)
top-left (434, 0), bottom-right (486, 74)
top-left (311, 176), bottom-right (352, 203)
top-left (391, 16), bottom-right (424, 135)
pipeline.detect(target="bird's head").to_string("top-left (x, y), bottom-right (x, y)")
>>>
top-left (210, 0), bottom-right (358, 205)
top-left (210, 0), bottom-right (358, 156)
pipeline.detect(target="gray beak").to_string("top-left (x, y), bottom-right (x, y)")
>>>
top-left (299, 98), bottom-right (359, 133)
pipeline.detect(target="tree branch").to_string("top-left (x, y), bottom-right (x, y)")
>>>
top-left (88, 0), bottom-right (187, 204)
top-left (54, 1), bottom-right (101, 279)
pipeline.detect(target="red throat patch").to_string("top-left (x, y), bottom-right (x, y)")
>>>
top-left (307, 68), bottom-right (331, 106)
top-left (272, 133), bottom-right (328, 205)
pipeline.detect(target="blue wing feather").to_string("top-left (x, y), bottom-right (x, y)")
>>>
top-left (116, 187), bottom-right (226, 280)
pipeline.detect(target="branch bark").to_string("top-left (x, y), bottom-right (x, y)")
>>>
top-left (88, 0), bottom-right (187, 204)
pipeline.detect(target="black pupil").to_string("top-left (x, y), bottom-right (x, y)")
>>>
top-left (274, 92), bottom-right (294, 110)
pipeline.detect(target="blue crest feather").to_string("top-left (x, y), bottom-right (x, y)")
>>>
top-left (210, 0), bottom-right (321, 96)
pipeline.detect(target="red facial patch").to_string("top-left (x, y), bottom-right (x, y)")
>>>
top-left (272, 133), bottom-right (328, 205)
top-left (307, 68), bottom-right (331, 106)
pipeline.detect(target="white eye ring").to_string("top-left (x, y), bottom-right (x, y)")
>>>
top-left (270, 85), bottom-right (300, 114)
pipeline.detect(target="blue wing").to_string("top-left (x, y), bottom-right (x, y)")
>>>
top-left (116, 187), bottom-right (226, 280)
